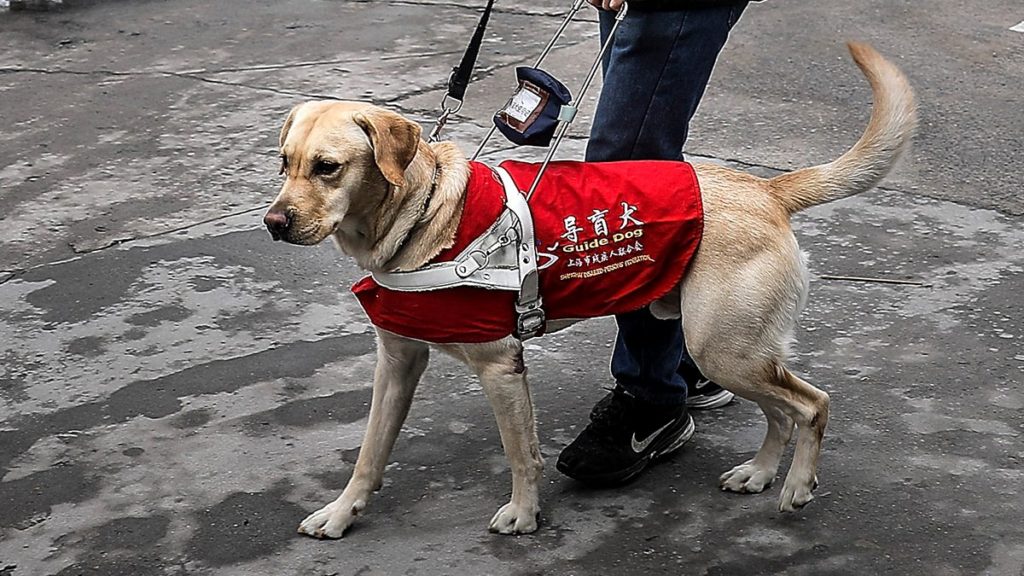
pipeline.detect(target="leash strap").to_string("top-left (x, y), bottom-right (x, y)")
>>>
top-left (429, 0), bottom-right (496, 142)
top-left (449, 0), bottom-right (495, 102)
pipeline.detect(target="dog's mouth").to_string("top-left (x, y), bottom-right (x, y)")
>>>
top-left (272, 221), bottom-right (337, 246)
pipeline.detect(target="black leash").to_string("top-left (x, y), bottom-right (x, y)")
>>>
top-left (449, 0), bottom-right (495, 102)
top-left (429, 0), bottom-right (496, 142)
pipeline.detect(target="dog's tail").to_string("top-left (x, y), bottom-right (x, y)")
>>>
top-left (768, 42), bottom-right (917, 214)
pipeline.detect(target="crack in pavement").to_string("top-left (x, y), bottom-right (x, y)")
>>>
top-left (0, 49), bottom-right (469, 100)
top-left (168, 71), bottom-right (341, 101)
top-left (0, 205), bottom-right (269, 286)
top-left (1, 66), bottom-right (342, 100)
top-left (0, 46), bottom-right (533, 103)
top-left (65, 205), bottom-right (270, 256)
top-left (0, 67), bottom-right (357, 101)
top-left (386, 0), bottom-right (600, 19)
top-left (0, 49), bottom-right (463, 78)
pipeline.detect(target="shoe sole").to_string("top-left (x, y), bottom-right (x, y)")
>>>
top-left (686, 389), bottom-right (735, 410)
top-left (556, 415), bottom-right (696, 486)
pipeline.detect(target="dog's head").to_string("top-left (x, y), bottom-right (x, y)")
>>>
top-left (263, 101), bottom-right (422, 245)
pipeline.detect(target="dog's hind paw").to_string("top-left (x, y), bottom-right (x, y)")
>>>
top-left (297, 499), bottom-right (364, 539)
top-left (488, 502), bottom-right (539, 535)
top-left (719, 461), bottom-right (776, 494)
top-left (778, 475), bottom-right (817, 512)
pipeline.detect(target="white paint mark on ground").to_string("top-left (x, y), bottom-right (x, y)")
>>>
top-left (1011, 20), bottom-right (1024, 33)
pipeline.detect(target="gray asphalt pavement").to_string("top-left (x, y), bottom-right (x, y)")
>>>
top-left (1, 1), bottom-right (1022, 575)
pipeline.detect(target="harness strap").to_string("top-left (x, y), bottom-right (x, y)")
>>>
top-left (494, 167), bottom-right (545, 339)
top-left (371, 207), bottom-right (521, 292)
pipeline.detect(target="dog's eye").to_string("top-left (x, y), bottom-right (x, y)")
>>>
top-left (312, 160), bottom-right (342, 177)
top-left (279, 155), bottom-right (288, 175)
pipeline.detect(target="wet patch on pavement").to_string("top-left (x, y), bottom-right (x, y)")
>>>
top-left (238, 388), bottom-right (371, 437)
top-left (187, 485), bottom-right (307, 567)
top-left (53, 514), bottom-right (170, 553)
top-left (0, 463), bottom-right (101, 531)
top-left (1, 333), bottom-right (373, 472)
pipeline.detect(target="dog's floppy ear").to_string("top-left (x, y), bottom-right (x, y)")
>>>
top-left (353, 109), bottom-right (422, 187)
top-left (279, 104), bottom-right (302, 149)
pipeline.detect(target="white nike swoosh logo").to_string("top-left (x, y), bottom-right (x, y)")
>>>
top-left (694, 378), bottom-right (710, 391)
top-left (631, 420), bottom-right (674, 454)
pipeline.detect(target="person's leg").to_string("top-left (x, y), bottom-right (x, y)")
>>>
top-left (558, 3), bottom-right (746, 485)
top-left (587, 5), bottom-right (747, 163)
top-left (589, 3), bottom-right (746, 407)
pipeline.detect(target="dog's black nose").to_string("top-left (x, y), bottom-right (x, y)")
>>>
top-left (263, 209), bottom-right (291, 240)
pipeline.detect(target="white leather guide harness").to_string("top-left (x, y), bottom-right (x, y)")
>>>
top-left (372, 167), bottom-right (547, 339)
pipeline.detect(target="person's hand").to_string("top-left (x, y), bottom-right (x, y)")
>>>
top-left (587, 0), bottom-right (624, 11)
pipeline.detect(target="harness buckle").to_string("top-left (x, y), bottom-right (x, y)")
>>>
top-left (455, 250), bottom-right (489, 278)
top-left (515, 306), bottom-right (546, 340)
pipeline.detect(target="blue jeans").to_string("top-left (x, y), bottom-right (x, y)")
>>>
top-left (585, 3), bottom-right (747, 405)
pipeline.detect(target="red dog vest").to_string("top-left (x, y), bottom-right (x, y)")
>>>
top-left (352, 160), bottom-right (703, 343)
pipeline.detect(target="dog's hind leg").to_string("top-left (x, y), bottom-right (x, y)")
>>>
top-left (298, 329), bottom-right (429, 539)
top-left (696, 355), bottom-right (828, 511)
top-left (773, 367), bottom-right (829, 511)
top-left (712, 361), bottom-right (828, 510)
top-left (681, 233), bottom-right (828, 511)
top-left (462, 338), bottom-right (544, 534)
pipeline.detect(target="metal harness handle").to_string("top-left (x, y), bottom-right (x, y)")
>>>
top-left (524, 2), bottom-right (628, 201)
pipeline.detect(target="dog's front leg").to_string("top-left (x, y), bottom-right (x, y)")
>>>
top-left (465, 339), bottom-right (544, 534)
top-left (298, 329), bottom-right (429, 539)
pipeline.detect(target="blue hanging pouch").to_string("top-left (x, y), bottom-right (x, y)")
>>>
top-left (493, 67), bottom-right (573, 147)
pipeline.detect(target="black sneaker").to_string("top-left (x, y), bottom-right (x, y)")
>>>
top-left (685, 378), bottom-right (735, 410)
top-left (556, 386), bottom-right (695, 486)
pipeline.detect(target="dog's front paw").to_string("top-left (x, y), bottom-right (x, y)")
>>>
top-left (297, 498), bottom-right (365, 539)
top-left (719, 461), bottom-right (776, 494)
top-left (488, 502), bottom-right (539, 535)
top-left (778, 475), bottom-right (818, 512)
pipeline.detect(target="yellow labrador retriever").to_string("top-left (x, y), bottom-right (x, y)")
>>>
top-left (264, 42), bottom-right (916, 538)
